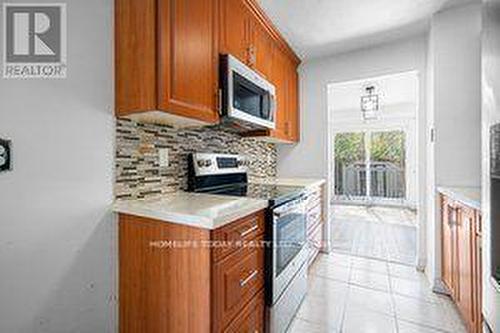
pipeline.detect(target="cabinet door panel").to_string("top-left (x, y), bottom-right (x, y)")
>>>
top-left (472, 227), bottom-right (482, 333)
top-left (287, 60), bottom-right (299, 142)
top-left (442, 196), bottom-right (456, 295)
top-left (223, 290), bottom-right (264, 333)
top-left (269, 48), bottom-right (288, 140)
top-left (115, 0), bottom-right (157, 114)
top-left (219, 0), bottom-right (250, 64)
top-left (158, 0), bottom-right (218, 123)
top-left (213, 239), bottom-right (264, 331)
top-left (457, 207), bottom-right (474, 331)
top-left (251, 19), bottom-right (274, 79)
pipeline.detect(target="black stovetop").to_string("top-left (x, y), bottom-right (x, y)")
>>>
top-left (194, 183), bottom-right (304, 206)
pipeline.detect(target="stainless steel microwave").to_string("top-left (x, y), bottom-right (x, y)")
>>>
top-left (220, 54), bottom-right (276, 130)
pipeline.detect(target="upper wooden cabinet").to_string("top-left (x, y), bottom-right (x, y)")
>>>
top-left (219, 0), bottom-right (253, 65)
top-left (218, 0), bottom-right (276, 80)
top-left (115, 0), bottom-right (157, 113)
top-left (157, 0), bottom-right (219, 123)
top-left (116, 0), bottom-right (219, 125)
top-left (250, 19), bottom-right (275, 80)
top-left (219, 0), bottom-right (301, 143)
top-left (116, 0), bottom-right (300, 142)
top-left (247, 48), bottom-right (300, 143)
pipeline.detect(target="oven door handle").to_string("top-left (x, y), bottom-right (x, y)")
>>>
top-left (273, 208), bottom-right (305, 220)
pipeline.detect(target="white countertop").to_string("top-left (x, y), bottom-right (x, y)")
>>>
top-left (113, 192), bottom-right (268, 230)
top-left (253, 177), bottom-right (326, 188)
top-left (437, 186), bottom-right (481, 210)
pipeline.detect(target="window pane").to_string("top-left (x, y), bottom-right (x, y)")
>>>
top-left (369, 131), bottom-right (406, 199)
top-left (334, 132), bottom-right (366, 197)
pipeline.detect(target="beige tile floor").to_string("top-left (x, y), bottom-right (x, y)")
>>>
top-left (331, 205), bottom-right (417, 265)
top-left (287, 252), bottom-right (467, 333)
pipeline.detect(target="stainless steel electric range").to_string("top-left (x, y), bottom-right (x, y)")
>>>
top-left (188, 153), bottom-right (309, 333)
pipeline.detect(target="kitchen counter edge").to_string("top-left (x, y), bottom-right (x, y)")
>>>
top-left (113, 192), bottom-right (269, 230)
top-left (437, 186), bottom-right (481, 211)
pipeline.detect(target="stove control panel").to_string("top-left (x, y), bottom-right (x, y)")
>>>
top-left (190, 153), bottom-right (247, 176)
top-left (0, 139), bottom-right (11, 173)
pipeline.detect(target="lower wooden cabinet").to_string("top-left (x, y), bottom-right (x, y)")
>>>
top-left (119, 211), bottom-right (265, 333)
top-left (440, 194), bottom-right (482, 333)
top-left (223, 290), bottom-right (265, 333)
top-left (212, 235), bottom-right (264, 332)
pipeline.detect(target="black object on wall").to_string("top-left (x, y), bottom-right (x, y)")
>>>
top-left (0, 138), bottom-right (12, 172)
top-left (490, 124), bottom-right (500, 284)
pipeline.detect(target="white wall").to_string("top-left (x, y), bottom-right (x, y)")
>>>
top-left (277, 35), bottom-right (428, 264)
top-left (481, 0), bottom-right (500, 330)
top-left (0, 1), bottom-right (116, 332)
top-left (425, 3), bottom-right (482, 291)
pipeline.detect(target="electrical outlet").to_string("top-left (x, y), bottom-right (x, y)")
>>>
top-left (158, 148), bottom-right (169, 168)
top-left (0, 138), bottom-right (11, 172)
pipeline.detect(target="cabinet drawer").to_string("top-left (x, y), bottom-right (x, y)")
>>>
top-left (223, 290), bottom-right (265, 333)
top-left (306, 189), bottom-right (322, 211)
top-left (213, 238), bottom-right (265, 331)
top-left (212, 211), bottom-right (265, 262)
top-left (307, 204), bottom-right (322, 231)
top-left (309, 221), bottom-right (323, 252)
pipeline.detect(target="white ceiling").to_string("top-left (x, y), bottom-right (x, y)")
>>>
top-left (329, 72), bottom-right (419, 112)
top-left (257, 0), bottom-right (479, 59)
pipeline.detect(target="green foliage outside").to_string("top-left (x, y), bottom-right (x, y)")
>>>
top-left (334, 131), bottom-right (405, 166)
top-left (334, 132), bottom-right (365, 164)
top-left (370, 131), bottom-right (405, 166)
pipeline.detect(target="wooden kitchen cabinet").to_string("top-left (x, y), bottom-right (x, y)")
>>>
top-left (218, 0), bottom-right (252, 65)
top-left (116, 0), bottom-right (219, 125)
top-left (219, 0), bottom-right (281, 81)
top-left (219, 0), bottom-right (301, 143)
top-left (440, 194), bottom-right (482, 333)
top-left (119, 210), bottom-right (265, 333)
top-left (457, 206), bottom-right (474, 329)
top-left (270, 47), bottom-right (289, 141)
top-left (472, 212), bottom-right (482, 333)
top-left (286, 59), bottom-right (300, 142)
top-left (117, 0), bottom-right (301, 141)
top-left (442, 197), bottom-right (457, 296)
top-left (249, 15), bottom-right (275, 79)
top-left (306, 184), bottom-right (325, 266)
top-left (246, 48), bottom-right (300, 143)
top-left (157, 0), bottom-right (219, 123)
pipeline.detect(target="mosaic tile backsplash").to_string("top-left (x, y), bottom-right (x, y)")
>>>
top-left (115, 118), bottom-right (277, 199)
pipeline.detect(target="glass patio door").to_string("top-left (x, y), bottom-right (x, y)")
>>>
top-left (334, 130), bottom-right (406, 203)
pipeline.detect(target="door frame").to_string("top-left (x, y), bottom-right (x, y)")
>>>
top-left (326, 70), bottom-right (424, 270)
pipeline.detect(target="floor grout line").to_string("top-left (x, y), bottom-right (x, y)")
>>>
top-left (290, 250), bottom-right (466, 332)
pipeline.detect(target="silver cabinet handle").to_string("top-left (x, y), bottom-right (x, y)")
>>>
top-left (240, 224), bottom-right (258, 237)
top-left (240, 270), bottom-right (258, 287)
top-left (448, 207), bottom-right (458, 226)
